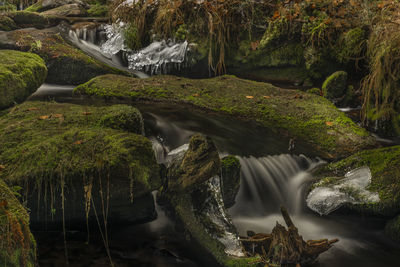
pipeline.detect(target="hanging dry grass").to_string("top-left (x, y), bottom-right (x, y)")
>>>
top-left (361, 2), bottom-right (400, 133)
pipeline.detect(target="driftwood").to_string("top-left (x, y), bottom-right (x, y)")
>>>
top-left (240, 206), bottom-right (338, 266)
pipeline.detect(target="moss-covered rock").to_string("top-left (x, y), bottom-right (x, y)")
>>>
top-left (75, 74), bottom-right (376, 159)
top-left (99, 104), bottom-right (144, 134)
top-left (385, 214), bottom-right (400, 242)
top-left (322, 71), bottom-right (348, 99)
top-left (313, 145), bottom-right (400, 217)
top-left (307, 87), bottom-right (322, 96)
top-left (167, 134), bottom-right (220, 192)
top-left (4, 11), bottom-right (58, 30)
top-left (26, 0), bottom-right (88, 13)
top-left (221, 156), bottom-right (241, 209)
top-left (0, 28), bottom-right (125, 85)
top-left (42, 3), bottom-right (87, 17)
top-left (87, 3), bottom-right (108, 17)
top-left (0, 50), bottom-right (47, 110)
top-left (0, 179), bottom-right (37, 267)
top-left (0, 101), bottom-right (161, 227)
top-left (0, 16), bottom-right (17, 31)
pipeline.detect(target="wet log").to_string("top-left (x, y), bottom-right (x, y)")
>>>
top-left (241, 206), bottom-right (339, 266)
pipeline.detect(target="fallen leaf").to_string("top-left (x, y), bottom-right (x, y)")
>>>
top-left (193, 93), bottom-right (200, 97)
top-left (326, 121), bottom-right (334, 126)
top-left (38, 115), bottom-right (50, 120)
top-left (52, 114), bottom-right (63, 118)
top-left (294, 94), bottom-right (303, 99)
top-left (263, 96), bottom-right (271, 99)
top-left (27, 107), bottom-right (39, 111)
top-left (246, 96), bottom-right (254, 99)
top-left (250, 41), bottom-right (259, 51)
top-left (74, 140), bottom-right (84, 145)
top-left (82, 112), bottom-right (92, 115)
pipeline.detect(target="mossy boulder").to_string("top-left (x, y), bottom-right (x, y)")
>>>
top-left (167, 134), bottom-right (220, 192)
top-left (0, 28), bottom-right (126, 85)
top-left (0, 16), bottom-right (17, 31)
top-left (74, 74), bottom-right (376, 159)
top-left (99, 104), bottom-right (144, 134)
top-left (313, 145), bottom-right (400, 217)
top-left (0, 50), bottom-right (47, 110)
top-left (42, 4), bottom-right (87, 17)
top-left (221, 156), bottom-right (241, 208)
top-left (26, 0), bottom-right (88, 13)
top-left (3, 11), bottom-right (58, 30)
top-left (322, 71), bottom-right (348, 99)
top-left (0, 179), bottom-right (37, 267)
top-left (385, 215), bottom-right (400, 242)
top-left (0, 101), bottom-right (161, 227)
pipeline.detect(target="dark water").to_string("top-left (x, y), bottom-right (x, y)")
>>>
top-left (29, 84), bottom-right (400, 267)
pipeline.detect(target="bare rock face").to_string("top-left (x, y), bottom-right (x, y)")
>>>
top-left (166, 134), bottom-right (220, 192)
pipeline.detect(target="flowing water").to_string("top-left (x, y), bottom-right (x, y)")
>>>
top-left (29, 83), bottom-right (400, 266)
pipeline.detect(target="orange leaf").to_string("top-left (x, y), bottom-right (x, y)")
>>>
top-left (193, 93), bottom-right (200, 97)
top-left (263, 96), bottom-right (271, 99)
top-left (246, 96), bottom-right (254, 99)
top-left (38, 115), bottom-right (50, 120)
top-left (74, 140), bottom-right (84, 145)
top-left (272, 10), bottom-right (281, 19)
top-left (27, 107), bottom-right (39, 111)
top-left (326, 121), bottom-right (334, 126)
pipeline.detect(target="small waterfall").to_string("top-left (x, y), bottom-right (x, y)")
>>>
top-left (231, 154), bottom-right (325, 216)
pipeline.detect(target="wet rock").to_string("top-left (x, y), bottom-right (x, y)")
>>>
top-left (2, 11), bottom-right (59, 30)
top-left (0, 27), bottom-right (125, 85)
top-left (74, 74), bottom-right (376, 159)
top-left (167, 134), bottom-right (220, 192)
top-left (162, 136), bottom-right (252, 266)
top-left (26, 0), bottom-right (89, 13)
top-left (0, 101), bottom-right (161, 229)
top-left (0, 16), bottom-right (17, 31)
top-left (0, 179), bottom-right (37, 266)
top-left (99, 104), bottom-right (144, 134)
top-left (322, 71), bottom-right (348, 99)
top-left (0, 50), bottom-right (47, 110)
top-left (385, 215), bottom-right (400, 242)
top-left (311, 145), bottom-right (400, 217)
top-left (42, 4), bottom-right (87, 17)
top-left (220, 156), bottom-right (241, 208)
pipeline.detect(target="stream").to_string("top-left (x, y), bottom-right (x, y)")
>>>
top-left (29, 84), bottom-right (400, 266)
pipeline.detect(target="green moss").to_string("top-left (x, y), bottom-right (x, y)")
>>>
top-left (175, 24), bottom-right (189, 41)
top-left (315, 145), bottom-right (400, 216)
top-left (75, 74), bottom-right (375, 159)
top-left (307, 87), bottom-right (322, 96)
top-left (5, 11), bottom-right (51, 29)
top-left (0, 16), bottom-right (17, 31)
top-left (0, 50), bottom-right (47, 110)
top-left (0, 101), bottom-right (161, 196)
top-left (0, 179), bottom-right (36, 267)
top-left (9, 28), bottom-right (126, 85)
top-left (25, 1), bottom-right (44, 12)
top-left (336, 27), bottom-right (367, 64)
top-left (322, 71), bottom-right (348, 99)
top-left (87, 4), bottom-right (109, 17)
top-left (124, 23), bottom-right (141, 51)
top-left (99, 104), bottom-right (144, 134)
top-left (385, 215), bottom-right (400, 242)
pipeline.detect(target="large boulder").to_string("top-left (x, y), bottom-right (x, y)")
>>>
top-left (0, 28), bottom-right (125, 85)
top-left (1, 11), bottom-right (59, 30)
top-left (0, 179), bottom-right (37, 267)
top-left (42, 4), bottom-right (87, 17)
top-left (322, 71), bottom-right (348, 99)
top-left (0, 101), bottom-right (161, 228)
top-left (0, 50), bottom-right (47, 110)
top-left (26, 0), bottom-right (89, 13)
top-left (74, 74), bottom-right (376, 159)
